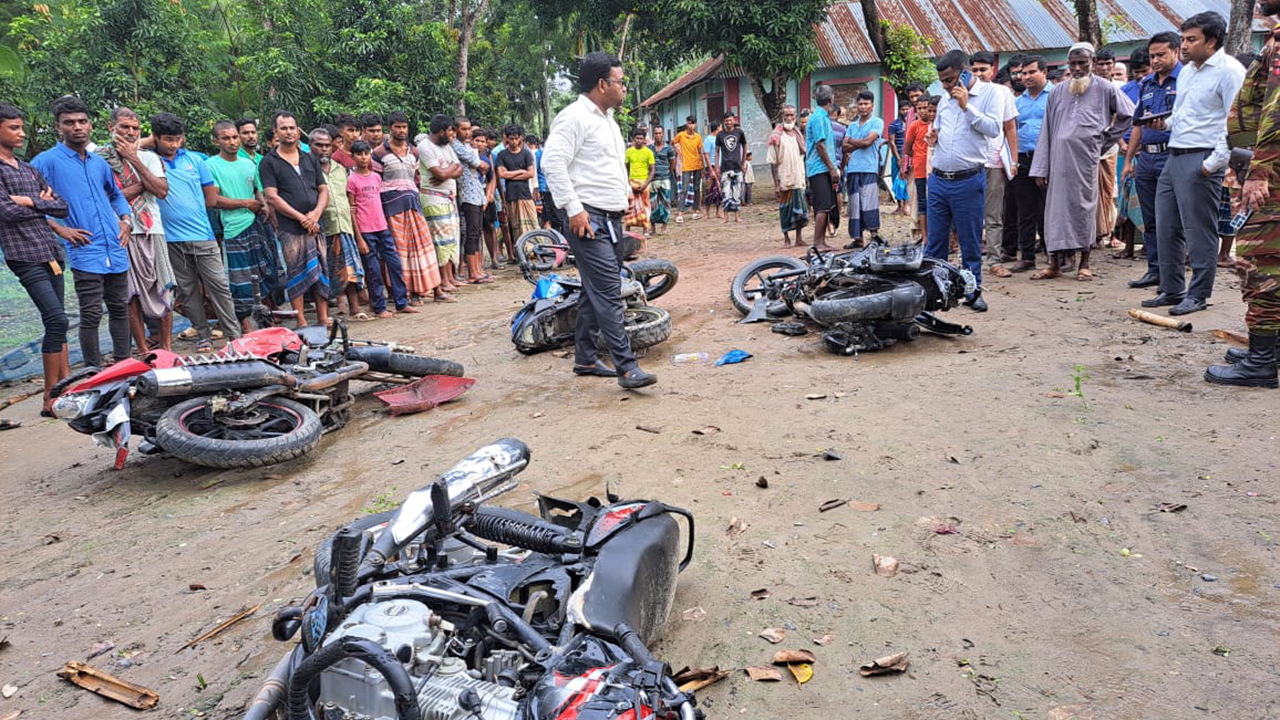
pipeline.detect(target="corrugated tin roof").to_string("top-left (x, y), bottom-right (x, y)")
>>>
top-left (645, 0), bottom-right (1268, 105)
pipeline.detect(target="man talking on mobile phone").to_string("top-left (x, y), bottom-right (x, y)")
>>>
top-left (542, 52), bottom-right (657, 389)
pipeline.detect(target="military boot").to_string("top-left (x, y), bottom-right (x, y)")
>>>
top-left (1205, 333), bottom-right (1279, 388)
top-left (1223, 346), bottom-right (1248, 364)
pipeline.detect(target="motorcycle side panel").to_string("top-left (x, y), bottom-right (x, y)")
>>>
top-left (69, 357), bottom-right (164, 394)
top-left (570, 514), bottom-right (681, 645)
top-left (227, 327), bottom-right (303, 357)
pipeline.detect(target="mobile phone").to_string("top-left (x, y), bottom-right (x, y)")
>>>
top-left (959, 69), bottom-right (973, 87)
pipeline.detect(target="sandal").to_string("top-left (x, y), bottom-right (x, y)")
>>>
top-left (1076, 269), bottom-right (1094, 281)
top-left (397, 306), bottom-right (420, 314)
top-left (1030, 268), bottom-right (1061, 280)
top-left (352, 312), bottom-right (373, 322)
top-left (375, 310), bottom-right (395, 319)
top-left (433, 294), bottom-right (457, 303)
top-left (195, 339), bottom-right (214, 353)
top-left (1113, 249), bottom-right (1135, 259)
top-left (989, 265), bottom-right (1013, 278)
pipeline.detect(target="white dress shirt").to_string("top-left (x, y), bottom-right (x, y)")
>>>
top-left (1168, 47), bottom-right (1246, 173)
top-left (932, 80), bottom-right (1003, 172)
top-left (984, 83), bottom-right (1019, 169)
top-left (542, 94), bottom-right (630, 215)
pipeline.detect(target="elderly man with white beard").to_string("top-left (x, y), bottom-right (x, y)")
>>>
top-left (1029, 43), bottom-right (1134, 280)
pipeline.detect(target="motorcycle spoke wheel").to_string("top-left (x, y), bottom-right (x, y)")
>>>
top-left (155, 396), bottom-right (323, 469)
top-left (730, 255), bottom-right (808, 315)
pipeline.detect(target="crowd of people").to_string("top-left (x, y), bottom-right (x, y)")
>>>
top-left (0, 96), bottom-right (568, 414)
top-left (763, 12), bottom-right (1251, 319)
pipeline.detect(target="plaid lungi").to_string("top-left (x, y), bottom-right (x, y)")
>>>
top-left (277, 228), bottom-right (329, 302)
top-left (388, 209), bottom-right (441, 296)
top-left (225, 219), bottom-right (283, 316)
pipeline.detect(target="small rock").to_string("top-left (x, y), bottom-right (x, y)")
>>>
top-left (822, 449), bottom-right (842, 461)
top-left (755, 476), bottom-right (769, 489)
top-left (2, 684), bottom-right (16, 698)
top-left (1201, 573), bottom-right (1218, 582)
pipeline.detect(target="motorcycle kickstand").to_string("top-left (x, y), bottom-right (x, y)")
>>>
top-left (914, 312), bottom-right (973, 336)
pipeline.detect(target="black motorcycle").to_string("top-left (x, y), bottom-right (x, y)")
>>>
top-left (730, 240), bottom-right (976, 354)
top-left (244, 438), bottom-right (699, 720)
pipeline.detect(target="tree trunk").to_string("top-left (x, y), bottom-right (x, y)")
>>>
top-left (1072, 0), bottom-right (1102, 47)
top-left (1226, 0), bottom-right (1255, 56)
top-left (747, 74), bottom-right (788, 124)
top-left (860, 0), bottom-right (885, 59)
top-left (454, 0), bottom-right (492, 115)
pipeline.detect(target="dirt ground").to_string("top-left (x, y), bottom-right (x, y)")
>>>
top-left (0, 196), bottom-right (1277, 720)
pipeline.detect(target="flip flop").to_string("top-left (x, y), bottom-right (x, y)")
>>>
top-left (1076, 269), bottom-right (1094, 281)
top-left (397, 306), bottom-right (421, 314)
top-left (434, 294), bottom-right (457, 303)
top-left (989, 265), bottom-right (1013, 278)
top-left (375, 311), bottom-right (395, 319)
top-left (352, 312), bottom-right (373, 322)
top-left (0, 419), bottom-right (20, 431)
top-left (1030, 269), bottom-right (1061, 280)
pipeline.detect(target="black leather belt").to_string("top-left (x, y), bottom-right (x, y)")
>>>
top-left (583, 204), bottom-right (624, 219)
top-left (1143, 143), bottom-right (1169, 154)
top-left (1017, 152), bottom-right (1035, 161)
top-left (1171, 147), bottom-right (1211, 156)
top-left (933, 166), bottom-right (982, 181)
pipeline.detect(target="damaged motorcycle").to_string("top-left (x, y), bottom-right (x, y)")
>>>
top-left (244, 438), bottom-right (700, 720)
top-left (730, 240), bottom-right (976, 354)
top-left (50, 323), bottom-right (464, 470)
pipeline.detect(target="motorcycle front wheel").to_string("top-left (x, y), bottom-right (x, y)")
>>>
top-left (730, 255), bottom-right (808, 315)
top-left (624, 306), bottom-right (673, 349)
top-left (515, 229), bottom-right (570, 271)
top-left (376, 353), bottom-right (465, 378)
top-left (154, 396), bottom-right (323, 469)
top-left (627, 258), bottom-right (679, 301)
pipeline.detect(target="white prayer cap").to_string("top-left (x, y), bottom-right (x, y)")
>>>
top-left (1068, 41), bottom-right (1096, 56)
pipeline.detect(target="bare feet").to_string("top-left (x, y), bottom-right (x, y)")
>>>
top-left (397, 305), bottom-right (420, 314)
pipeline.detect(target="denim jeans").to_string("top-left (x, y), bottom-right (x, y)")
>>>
top-left (7, 260), bottom-right (68, 353)
top-left (926, 171), bottom-right (986, 288)
top-left (360, 229), bottom-right (408, 313)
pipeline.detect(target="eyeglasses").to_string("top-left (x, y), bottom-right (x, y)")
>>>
top-left (607, 78), bottom-right (628, 88)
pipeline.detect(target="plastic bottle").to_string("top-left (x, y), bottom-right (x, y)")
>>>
top-left (670, 352), bottom-right (711, 366)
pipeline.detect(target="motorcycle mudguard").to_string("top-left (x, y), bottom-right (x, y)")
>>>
top-left (68, 357), bottom-right (163, 394)
top-left (567, 513), bottom-right (681, 645)
top-left (512, 297), bottom-right (572, 354)
top-left (228, 327), bottom-right (303, 357)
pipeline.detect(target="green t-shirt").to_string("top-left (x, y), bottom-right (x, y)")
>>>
top-left (206, 154), bottom-right (259, 238)
top-left (321, 162), bottom-right (353, 236)
top-left (625, 146), bottom-right (654, 183)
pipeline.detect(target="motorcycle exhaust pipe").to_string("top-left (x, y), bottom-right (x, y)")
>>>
top-left (295, 362), bottom-right (368, 392)
top-left (136, 361), bottom-right (296, 397)
top-left (873, 322), bottom-right (920, 341)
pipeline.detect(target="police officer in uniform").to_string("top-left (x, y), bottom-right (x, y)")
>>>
top-left (1125, 32), bottom-right (1181, 289)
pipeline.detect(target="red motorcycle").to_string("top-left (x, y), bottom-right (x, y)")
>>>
top-left (50, 323), bottom-right (464, 470)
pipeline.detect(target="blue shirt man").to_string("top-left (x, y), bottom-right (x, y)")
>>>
top-left (156, 148), bottom-right (217, 242)
top-left (805, 105), bottom-right (833, 178)
top-left (1135, 63), bottom-right (1181, 148)
top-left (31, 143), bottom-right (132, 274)
top-left (845, 116), bottom-right (884, 174)
top-left (1128, 59), bottom-right (1181, 283)
top-left (1014, 82), bottom-right (1053, 153)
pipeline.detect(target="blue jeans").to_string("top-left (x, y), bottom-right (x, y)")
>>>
top-left (360, 229), bottom-right (408, 313)
top-left (1135, 152), bottom-right (1167, 275)
top-left (926, 171), bottom-right (986, 289)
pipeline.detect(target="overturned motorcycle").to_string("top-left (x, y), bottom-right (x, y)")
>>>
top-left (730, 240), bottom-right (976, 355)
top-left (244, 438), bottom-right (700, 720)
top-left (50, 323), bottom-right (465, 470)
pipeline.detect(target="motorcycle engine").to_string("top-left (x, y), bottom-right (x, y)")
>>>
top-left (315, 599), bottom-right (521, 720)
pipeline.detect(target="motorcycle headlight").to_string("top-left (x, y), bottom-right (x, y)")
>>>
top-left (52, 391), bottom-right (98, 420)
top-left (961, 269), bottom-right (977, 296)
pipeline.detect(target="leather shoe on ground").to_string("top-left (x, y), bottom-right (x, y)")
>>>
top-left (963, 291), bottom-right (988, 312)
top-left (1140, 292), bottom-right (1184, 308)
top-left (1168, 297), bottom-right (1207, 316)
top-left (1224, 347), bottom-right (1248, 364)
top-left (573, 359), bottom-right (617, 377)
top-left (1128, 271), bottom-right (1160, 288)
top-left (618, 367), bottom-right (657, 389)
top-left (1008, 260), bottom-right (1036, 273)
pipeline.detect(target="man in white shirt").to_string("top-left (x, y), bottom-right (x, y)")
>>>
top-left (969, 51), bottom-right (1019, 275)
top-left (927, 49), bottom-right (1003, 312)
top-left (1143, 11), bottom-right (1245, 315)
top-left (542, 52), bottom-right (656, 389)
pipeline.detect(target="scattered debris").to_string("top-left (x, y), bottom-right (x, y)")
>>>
top-left (1046, 392), bottom-right (1066, 398)
top-left (1201, 573), bottom-right (1218, 582)
top-left (934, 524), bottom-right (959, 535)
top-left (750, 588), bottom-right (771, 600)
top-left (759, 628), bottom-right (787, 644)
top-left (859, 651), bottom-right (909, 676)
top-left (1212, 328), bottom-right (1248, 345)
top-left (786, 597), bottom-right (819, 608)
top-left (805, 393), bottom-right (827, 400)
top-left (691, 425), bottom-right (720, 435)
top-left (681, 606), bottom-right (706, 623)
top-left (849, 502), bottom-right (880, 512)
top-left (755, 476), bottom-right (769, 489)
top-left (390, 459), bottom-right (405, 466)
top-left (0, 635), bottom-right (9, 652)
top-left (715, 349), bottom-right (752, 366)
top-left (179, 604), bottom-right (260, 652)
top-left (1119, 548), bottom-right (1142, 558)
top-left (1, 685), bottom-right (15, 699)
top-left (1048, 706), bottom-right (1095, 720)
top-left (86, 641), bottom-right (114, 660)
top-left (813, 633), bottom-right (835, 646)
top-left (745, 665), bottom-right (783, 682)
top-left (531, 411), bottom-right (544, 419)
top-left (819, 498), bottom-right (847, 513)
top-left (1155, 502), bottom-right (1187, 513)
top-left (873, 554), bottom-right (900, 577)
top-left (727, 517), bottom-right (748, 538)
top-left (56, 661), bottom-right (158, 710)
top-left (1129, 308), bottom-right (1192, 333)
top-left (40, 534), bottom-right (61, 545)
top-left (771, 649), bottom-right (816, 664)
top-left (787, 663), bottom-right (814, 684)
top-left (672, 666), bottom-right (729, 693)
top-left (188, 583), bottom-right (207, 591)
top-left (635, 424), bottom-right (662, 435)
top-left (1069, 511), bottom-right (1087, 524)
top-left (1, 708), bottom-right (24, 720)
top-left (821, 449), bottom-right (842, 461)
top-left (946, 455), bottom-right (960, 464)
top-left (1212, 644), bottom-right (1230, 657)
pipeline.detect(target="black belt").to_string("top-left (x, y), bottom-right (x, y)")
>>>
top-left (1017, 151), bottom-right (1035, 161)
top-left (582, 204), bottom-right (624, 220)
top-left (1143, 143), bottom-right (1169, 154)
top-left (933, 166), bottom-right (982, 181)
top-left (1171, 147), bottom-right (1211, 156)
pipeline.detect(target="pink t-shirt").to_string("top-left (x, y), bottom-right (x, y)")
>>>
top-left (346, 169), bottom-right (388, 233)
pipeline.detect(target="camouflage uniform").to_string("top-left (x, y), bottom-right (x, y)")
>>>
top-left (1227, 24), bottom-right (1280, 334)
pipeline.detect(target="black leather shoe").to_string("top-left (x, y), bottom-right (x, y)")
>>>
top-left (1224, 347), bottom-right (1248, 364)
top-left (1168, 297), bottom-right (1207, 316)
top-left (1141, 292), bottom-right (1184, 308)
top-left (962, 290), bottom-right (988, 312)
top-left (618, 367), bottom-right (657, 389)
top-left (573, 359), bottom-right (617, 377)
top-left (1128, 271), bottom-right (1160, 288)
top-left (1205, 333), bottom-right (1278, 388)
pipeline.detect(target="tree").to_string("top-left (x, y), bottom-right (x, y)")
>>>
top-left (878, 20), bottom-right (935, 93)
top-left (1072, 0), bottom-right (1102, 47)
top-left (1226, 0), bottom-right (1255, 56)
top-left (452, 0), bottom-right (492, 114)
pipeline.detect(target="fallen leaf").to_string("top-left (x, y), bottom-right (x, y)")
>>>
top-left (818, 498), bottom-right (847, 513)
top-left (1156, 502), bottom-right (1187, 513)
top-left (873, 554), bottom-right (899, 577)
top-left (946, 455), bottom-right (960, 464)
top-left (727, 517), bottom-right (748, 537)
top-left (849, 502), bottom-right (880, 512)
top-left (805, 393), bottom-right (827, 400)
top-left (635, 424), bottom-right (662, 434)
top-left (859, 651), bottom-right (910, 676)
top-left (41, 533), bottom-right (61, 545)
top-left (755, 476), bottom-right (769, 489)
top-left (813, 633), bottom-right (836, 646)
top-left (691, 425), bottom-right (720, 435)
top-left (1046, 392), bottom-right (1066, 398)
top-left (86, 641), bottom-right (114, 660)
top-left (788, 662), bottom-right (814, 684)
top-left (759, 628), bottom-right (787, 644)
top-left (786, 597), bottom-right (819, 608)
top-left (772, 649), bottom-right (817, 664)
top-left (681, 606), bottom-right (706, 622)
top-left (934, 524), bottom-right (959, 535)
top-left (749, 588), bottom-right (771, 600)
top-left (745, 665), bottom-right (783, 682)
top-left (1212, 644), bottom-right (1230, 657)
top-left (1, 685), bottom-right (15, 698)
top-left (672, 666), bottom-right (729, 692)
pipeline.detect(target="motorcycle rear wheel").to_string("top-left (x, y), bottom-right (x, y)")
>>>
top-left (627, 258), bottom-right (679, 301)
top-left (624, 306), bottom-right (672, 349)
top-left (515, 229), bottom-right (570, 271)
top-left (730, 255), bottom-right (808, 315)
top-left (155, 396), bottom-right (322, 469)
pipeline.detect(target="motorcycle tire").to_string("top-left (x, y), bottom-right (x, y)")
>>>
top-left (808, 282), bottom-right (927, 327)
top-left (379, 353), bottom-right (465, 378)
top-left (313, 510), bottom-right (397, 588)
top-left (730, 255), bottom-right (809, 316)
top-left (627, 258), bottom-right (679, 301)
top-left (624, 306), bottom-right (672, 349)
top-left (516, 229), bottom-right (570, 271)
top-left (154, 396), bottom-right (323, 469)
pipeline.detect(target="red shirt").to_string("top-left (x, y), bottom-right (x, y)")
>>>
top-left (904, 120), bottom-right (931, 179)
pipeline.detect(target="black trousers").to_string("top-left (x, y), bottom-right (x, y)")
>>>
top-left (565, 211), bottom-right (636, 372)
top-left (1009, 154), bottom-right (1045, 262)
top-left (8, 259), bottom-right (68, 353)
top-left (461, 202), bottom-right (483, 255)
top-left (73, 268), bottom-right (130, 366)
top-left (1000, 173), bottom-right (1019, 258)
